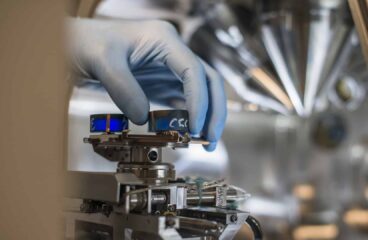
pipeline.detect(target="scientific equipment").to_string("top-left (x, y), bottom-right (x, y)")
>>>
top-left (65, 110), bottom-right (262, 240)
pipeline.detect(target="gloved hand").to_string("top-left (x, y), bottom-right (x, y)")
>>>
top-left (67, 18), bottom-right (226, 151)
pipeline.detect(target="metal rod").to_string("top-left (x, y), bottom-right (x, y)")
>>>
top-left (178, 216), bottom-right (223, 235)
top-left (147, 188), bottom-right (152, 214)
top-left (125, 185), bottom-right (130, 213)
top-left (186, 189), bottom-right (246, 206)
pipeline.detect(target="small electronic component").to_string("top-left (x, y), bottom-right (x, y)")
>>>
top-left (149, 110), bottom-right (189, 133)
top-left (90, 114), bottom-right (128, 133)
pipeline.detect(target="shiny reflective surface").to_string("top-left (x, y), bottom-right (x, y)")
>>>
top-left (190, 4), bottom-right (294, 115)
top-left (68, 81), bottom-right (229, 179)
top-left (67, 0), bottom-right (368, 239)
top-left (190, 0), bottom-right (362, 117)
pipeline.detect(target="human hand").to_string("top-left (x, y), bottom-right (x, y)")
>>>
top-left (68, 18), bottom-right (226, 151)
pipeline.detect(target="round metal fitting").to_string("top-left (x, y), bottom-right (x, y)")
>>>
top-left (147, 148), bottom-right (159, 163)
top-left (230, 214), bottom-right (238, 223)
top-left (117, 163), bottom-right (176, 185)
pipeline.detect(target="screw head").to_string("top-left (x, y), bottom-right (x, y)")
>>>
top-left (147, 149), bottom-right (158, 162)
top-left (167, 205), bottom-right (176, 212)
top-left (230, 215), bottom-right (238, 223)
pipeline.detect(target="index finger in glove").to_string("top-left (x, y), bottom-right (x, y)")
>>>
top-left (158, 29), bottom-right (209, 135)
top-left (201, 60), bottom-right (227, 152)
top-left (95, 50), bottom-right (150, 125)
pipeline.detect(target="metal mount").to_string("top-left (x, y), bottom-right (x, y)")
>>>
top-left (65, 111), bottom-right (262, 239)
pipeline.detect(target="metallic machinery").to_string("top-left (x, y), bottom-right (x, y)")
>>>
top-left (186, 0), bottom-right (368, 239)
top-left (65, 1), bottom-right (368, 239)
top-left (65, 111), bottom-right (262, 240)
top-left (190, 0), bottom-right (359, 116)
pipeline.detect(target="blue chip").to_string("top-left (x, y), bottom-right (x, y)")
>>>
top-left (90, 114), bottom-right (128, 133)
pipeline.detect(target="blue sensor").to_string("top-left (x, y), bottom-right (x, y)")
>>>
top-left (90, 114), bottom-right (128, 133)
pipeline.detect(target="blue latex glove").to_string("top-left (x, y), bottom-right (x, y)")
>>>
top-left (68, 18), bottom-right (226, 151)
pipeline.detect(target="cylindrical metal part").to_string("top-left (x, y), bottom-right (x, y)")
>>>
top-left (187, 189), bottom-right (246, 206)
top-left (187, 192), bottom-right (217, 205)
top-left (125, 185), bottom-right (130, 213)
top-left (130, 147), bottom-right (162, 164)
top-left (117, 163), bottom-right (175, 185)
top-left (129, 192), bottom-right (167, 211)
top-left (179, 216), bottom-right (224, 236)
top-left (129, 192), bottom-right (147, 211)
top-left (151, 193), bottom-right (167, 204)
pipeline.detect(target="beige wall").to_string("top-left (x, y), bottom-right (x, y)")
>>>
top-left (0, 0), bottom-right (68, 239)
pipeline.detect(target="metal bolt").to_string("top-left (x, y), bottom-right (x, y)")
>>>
top-left (167, 205), bottom-right (176, 212)
top-left (147, 149), bottom-right (158, 162)
top-left (217, 225), bottom-right (224, 232)
top-left (230, 215), bottom-right (238, 223)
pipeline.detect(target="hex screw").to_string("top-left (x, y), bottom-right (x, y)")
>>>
top-left (167, 205), bottom-right (176, 212)
top-left (230, 215), bottom-right (238, 223)
top-left (147, 149), bottom-right (158, 162)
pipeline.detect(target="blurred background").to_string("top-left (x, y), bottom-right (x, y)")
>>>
top-left (68, 0), bottom-right (368, 239)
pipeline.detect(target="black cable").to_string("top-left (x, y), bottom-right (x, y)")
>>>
top-left (246, 215), bottom-right (263, 240)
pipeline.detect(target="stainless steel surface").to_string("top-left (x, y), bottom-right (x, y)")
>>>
top-left (68, 82), bottom-right (229, 178)
top-left (179, 207), bottom-right (249, 240)
top-left (186, 188), bottom-right (249, 206)
top-left (189, 0), bottom-right (363, 117)
top-left (66, 171), bottom-right (124, 203)
top-left (65, 211), bottom-right (182, 240)
top-left (66, 102), bottom-right (261, 239)
top-left (178, 216), bottom-right (225, 236)
top-left (66, 175), bottom-right (258, 239)
top-left (190, 4), bottom-right (293, 115)
top-left (118, 163), bottom-right (175, 185)
top-left (66, 1), bottom-right (368, 239)
top-left (259, 0), bottom-right (355, 116)
top-left (82, 118), bottom-right (192, 185)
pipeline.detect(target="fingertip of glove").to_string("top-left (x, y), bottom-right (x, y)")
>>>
top-left (189, 114), bottom-right (206, 136)
top-left (189, 127), bottom-right (200, 136)
top-left (203, 142), bottom-right (217, 152)
top-left (129, 113), bottom-right (148, 125)
top-left (125, 104), bottom-right (149, 126)
top-left (121, 96), bottom-right (150, 125)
